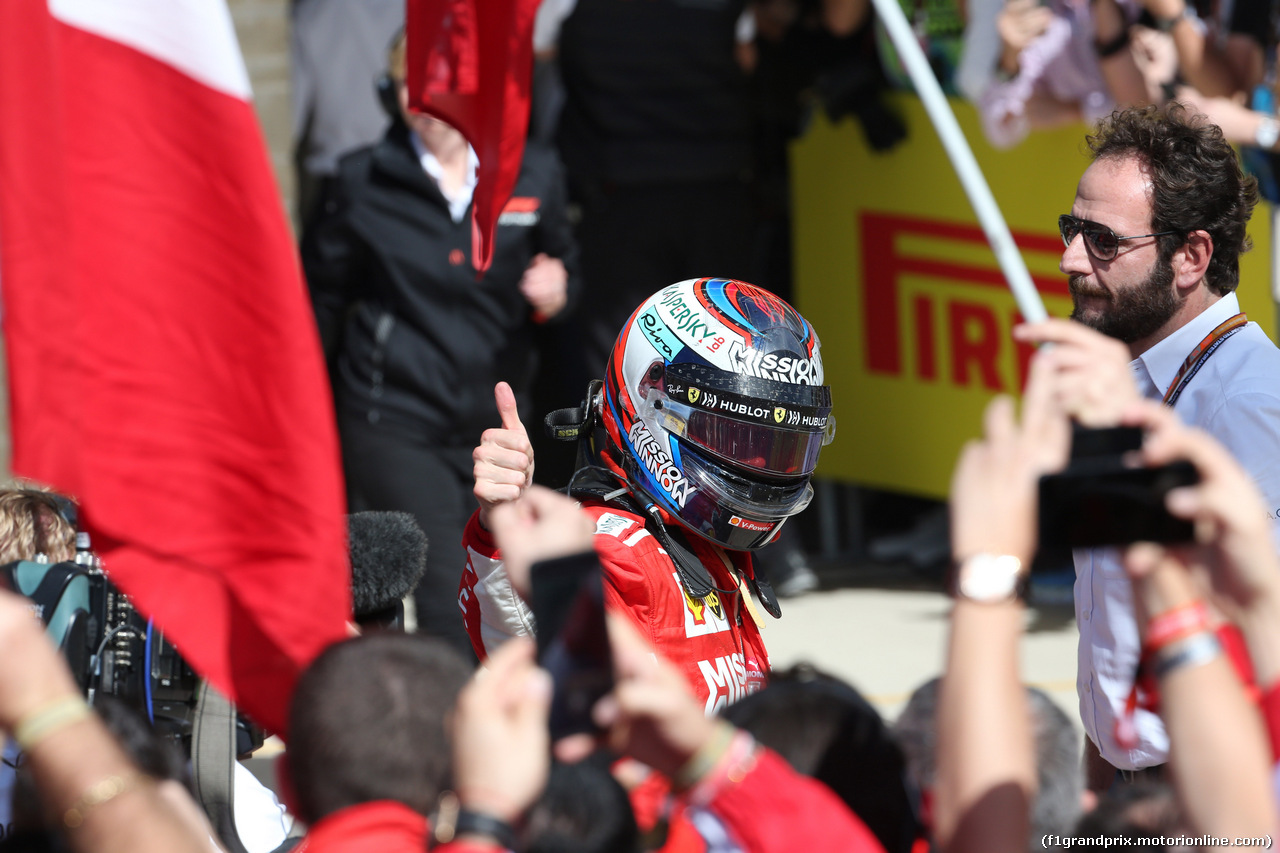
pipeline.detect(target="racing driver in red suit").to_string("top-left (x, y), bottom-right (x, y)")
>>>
top-left (459, 277), bottom-right (835, 712)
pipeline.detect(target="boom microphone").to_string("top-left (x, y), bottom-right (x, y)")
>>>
top-left (348, 511), bottom-right (428, 628)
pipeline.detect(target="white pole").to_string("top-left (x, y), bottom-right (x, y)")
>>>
top-left (1271, 203), bottom-right (1280, 333)
top-left (869, 0), bottom-right (1048, 323)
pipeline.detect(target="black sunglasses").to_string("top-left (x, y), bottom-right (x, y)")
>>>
top-left (1058, 214), bottom-right (1180, 261)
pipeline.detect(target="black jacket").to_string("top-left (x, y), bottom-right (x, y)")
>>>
top-left (557, 0), bottom-right (751, 185)
top-left (301, 124), bottom-right (580, 445)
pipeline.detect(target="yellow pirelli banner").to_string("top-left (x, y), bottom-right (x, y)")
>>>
top-left (793, 93), bottom-right (1277, 500)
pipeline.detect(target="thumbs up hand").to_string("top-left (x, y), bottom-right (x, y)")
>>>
top-left (474, 381), bottom-right (536, 529)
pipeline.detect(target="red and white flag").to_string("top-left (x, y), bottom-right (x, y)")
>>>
top-left (406, 0), bottom-right (540, 274)
top-left (0, 0), bottom-right (350, 737)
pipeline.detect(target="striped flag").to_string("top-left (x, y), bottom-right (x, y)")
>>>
top-left (0, 0), bottom-right (350, 737)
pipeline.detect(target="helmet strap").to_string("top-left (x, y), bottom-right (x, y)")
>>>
top-left (748, 574), bottom-right (782, 619)
top-left (620, 457), bottom-right (783, 618)
top-left (639, 504), bottom-right (739, 601)
top-left (563, 452), bottom-right (735, 601)
top-left (560, 380), bottom-right (779, 614)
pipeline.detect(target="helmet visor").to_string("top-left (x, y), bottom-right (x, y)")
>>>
top-left (651, 363), bottom-right (834, 477)
top-left (655, 398), bottom-right (833, 476)
top-left (676, 441), bottom-right (815, 522)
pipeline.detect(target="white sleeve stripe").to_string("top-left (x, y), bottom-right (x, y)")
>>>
top-left (466, 545), bottom-right (536, 654)
top-left (623, 529), bottom-right (652, 547)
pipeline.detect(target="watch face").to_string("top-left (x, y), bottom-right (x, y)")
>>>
top-left (1257, 119), bottom-right (1280, 151)
top-left (957, 554), bottom-right (1022, 602)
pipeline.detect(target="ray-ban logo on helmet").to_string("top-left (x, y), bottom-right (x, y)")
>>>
top-left (774, 407), bottom-right (786, 424)
top-left (688, 387), bottom-right (701, 404)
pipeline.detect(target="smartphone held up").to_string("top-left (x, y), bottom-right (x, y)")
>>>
top-left (530, 553), bottom-right (614, 742)
top-left (1037, 426), bottom-right (1200, 550)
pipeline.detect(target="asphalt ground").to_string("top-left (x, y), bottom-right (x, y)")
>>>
top-left (764, 559), bottom-right (1081, 730)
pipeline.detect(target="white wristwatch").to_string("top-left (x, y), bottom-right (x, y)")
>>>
top-left (954, 553), bottom-right (1025, 603)
top-left (1154, 5), bottom-right (1193, 32)
top-left (1255, 116), bottom-right (1280, 151)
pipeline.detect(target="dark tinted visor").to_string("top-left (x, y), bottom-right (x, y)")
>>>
top-left (658, 361), bottom-right (833, 477)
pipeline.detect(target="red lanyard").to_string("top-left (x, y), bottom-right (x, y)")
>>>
top-left (1161, 313), bottom-right (1247, 405)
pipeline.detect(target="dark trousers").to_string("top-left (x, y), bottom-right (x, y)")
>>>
top-left (338, 408), bottom-right (478, 664)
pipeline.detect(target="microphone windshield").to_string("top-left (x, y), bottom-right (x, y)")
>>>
top-left (348, 511), bottom-right (428, 619)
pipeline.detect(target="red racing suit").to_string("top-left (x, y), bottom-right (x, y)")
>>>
top-left (459, 501), bottom-right (770, 713)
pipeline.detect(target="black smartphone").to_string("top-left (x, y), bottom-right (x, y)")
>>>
top-left (1069, 425), bottom-right (1143, 460)
top-left (530, 553), bottom-right (614, 741)
top-left (1038, 458), bottom-right (1200, 549)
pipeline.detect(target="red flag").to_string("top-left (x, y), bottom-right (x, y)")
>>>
top-left (0, 0), bottom-right (350, 738)
top-left (406, 0), bottom-right (540, 273)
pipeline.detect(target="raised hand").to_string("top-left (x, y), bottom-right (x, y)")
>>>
top-left (519, 253), bottom-right (568, 323)
top-left (949, 351), bottom-right (1072, 565)
top-left (451, 638), bottom-right (552, 822)
top-left (1014, 318), bottom-right (1143, 426)
top-left (1120, 400), bottom-right (1280, 627)
top-left (591, 615), bottom-right (717, 778)
top-left (489, 485), bottom-right (595, 599)
top-left (996, 0), bottom-right (1053, 75)
top-left (473, 382), bottom-right (535, 530)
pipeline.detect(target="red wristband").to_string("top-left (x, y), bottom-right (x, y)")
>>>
top-left (1144, 601), bottom-right (1210, 654)
top-left (682, 731), bottom-right (759, 808)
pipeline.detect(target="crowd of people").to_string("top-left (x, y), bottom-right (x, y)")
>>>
top-left (954, 0), bottom-right (1277, 154)
top-left (3, 0), bottom-right (1280, 851)
top-left (3, 99), bottom-right (1280, 852)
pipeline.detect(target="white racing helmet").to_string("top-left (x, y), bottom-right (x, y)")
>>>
top-left (599, 278), bottom-right (835, 550)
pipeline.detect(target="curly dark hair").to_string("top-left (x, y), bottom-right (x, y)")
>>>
top-left (1086, 103), bottom-right (1258, 296)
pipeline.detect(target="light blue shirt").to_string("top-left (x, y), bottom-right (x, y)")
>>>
top-left (1075, 292), bottom-right (1280, 769)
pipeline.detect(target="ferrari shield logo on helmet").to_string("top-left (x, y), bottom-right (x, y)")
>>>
top-left (774, 407), bottom-right (786, 424)
top-left (688, 387), bottom-right (701, 404)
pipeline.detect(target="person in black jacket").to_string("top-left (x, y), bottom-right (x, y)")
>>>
top-left (301, 31), bottom-right (579, 658)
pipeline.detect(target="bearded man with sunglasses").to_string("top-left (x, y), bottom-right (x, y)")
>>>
top-left (1017, 103), bottom-right (1280, 790)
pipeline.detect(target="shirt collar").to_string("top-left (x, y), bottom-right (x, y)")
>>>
top-left (1133, 291), bottom-right (1241, 400)
top-left (410, 132), bottom-right (479, 223)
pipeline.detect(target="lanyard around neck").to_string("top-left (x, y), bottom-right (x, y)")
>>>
top-left (1161, 313), bottom-right (1247, 406)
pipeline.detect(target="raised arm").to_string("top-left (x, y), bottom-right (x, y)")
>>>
top-left (1116, 401), bottom-right (1280, 842)
top-left (936, 354), bottom-right (1071, 853)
